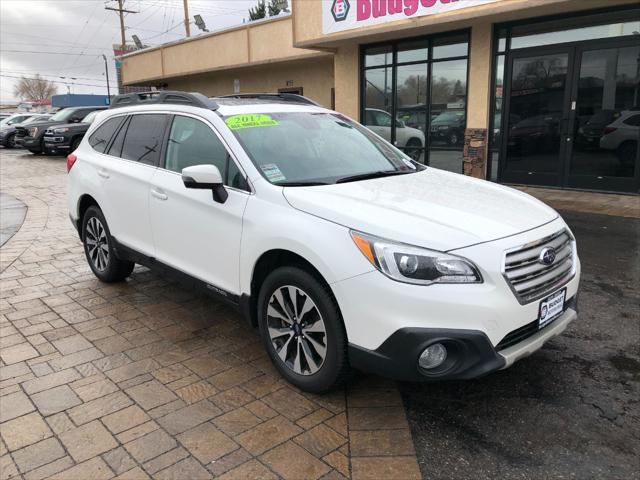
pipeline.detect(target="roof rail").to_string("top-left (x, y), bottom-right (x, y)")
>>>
top-left (216, 93), bottom-right (321, 107)
top-left (109, 91), bottom-right (219, 110)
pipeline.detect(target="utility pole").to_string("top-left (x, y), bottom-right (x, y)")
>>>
top-left (102, 54), bottom-right (111, 102)
top-left (105, 0), bottom-right (138, 52)
top-left (183, 0), bottom-right (191, 37)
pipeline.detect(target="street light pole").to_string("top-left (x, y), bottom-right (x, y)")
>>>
top-left (102, 54), bottom-right (111, 103)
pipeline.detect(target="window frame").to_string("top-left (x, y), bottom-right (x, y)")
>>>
top-left (360, 29), bottom-right (470, 169)
top-left (87, 114), bottom-right (127, 156)
top-left (118, 112), bottom-right (171, 168)
top-left (160, 113), bottom-right (252, 194)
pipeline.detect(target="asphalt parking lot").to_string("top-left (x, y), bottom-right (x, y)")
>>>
top-left (402, 210), bottom-right (640, 479)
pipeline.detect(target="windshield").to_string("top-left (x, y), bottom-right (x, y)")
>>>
top-left (22, 116), bottom-right (48, 125)
top-left (49, 109), bottom-right (74, 122)
top-left (432, 111), bottom-right (464, 124)
top-left (82, 111), bottom-right (99, 124)
top-left (225, 112), bottom-right (422, 185)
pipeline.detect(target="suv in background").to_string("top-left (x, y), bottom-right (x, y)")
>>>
top-left (67, 91), bottom-right (580, 392)
top-left (16, 106), bottom-right (106, 154)
top-left (43, 110), bottom-right (101, 155)
top-left (430, 110), bottom-right (466, 145)
top-left (364, 108), bottom-right (425, 159)
top-left (1, 114), bottom-right (51, 148)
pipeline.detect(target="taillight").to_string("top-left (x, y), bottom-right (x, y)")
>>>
top-left (603, 127), bottom-right (617, 135)
top-left (66, 154), bottom-right (77, 172)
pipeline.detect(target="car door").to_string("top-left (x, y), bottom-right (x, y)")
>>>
top-left (93, 113), bottom-right (168, 257)
top-left (148, 114), bottom-right (250, 297)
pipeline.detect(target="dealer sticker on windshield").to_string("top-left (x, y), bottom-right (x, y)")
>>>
top-left (260, 163), bottom-right (286, 182)
top-left (225, 114), bottom-right (279, 130)
top-left (538, 288), bottom-right (566, 329)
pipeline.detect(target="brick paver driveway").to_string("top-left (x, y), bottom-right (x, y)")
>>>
top-left (0, 149), bottom-right (420, 480)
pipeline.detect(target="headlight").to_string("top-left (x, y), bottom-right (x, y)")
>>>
top-left (28, 127), bottom-right (38, 136)
top-left (351, 231), bottom-right (482, 285)
top-left (438, 125), bottom-right (450, 130)
top-left (54, 127), bottom-right (70, 134)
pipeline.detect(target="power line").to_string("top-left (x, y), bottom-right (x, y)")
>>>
top-left (0, 50), bottom-right (105, 57)
top-left (0, 73), bottom-right (118, 89)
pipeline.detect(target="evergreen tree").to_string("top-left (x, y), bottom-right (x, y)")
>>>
top-left (268, 0), bottom-right (282, 16)
top-left (248, 0), bottom-right (267, 21)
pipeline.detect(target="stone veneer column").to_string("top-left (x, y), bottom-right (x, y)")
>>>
top-left (464, 22), bottom-right (493, 179)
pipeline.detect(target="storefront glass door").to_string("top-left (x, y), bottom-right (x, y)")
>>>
top-left (568, 42), bottom-right (640, 191)
top-left (501, 49), bottom-right (572, 186)
top-left (495, 10), bottom-right (640, 193)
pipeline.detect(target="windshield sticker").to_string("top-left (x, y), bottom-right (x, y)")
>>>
top-left (260, 163), bottom-right (286, 182)
top-left (225, 114), bottom-right (279, 130)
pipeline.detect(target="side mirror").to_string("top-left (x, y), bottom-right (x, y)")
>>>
top-left (182, 164), bottom-right (228, 204)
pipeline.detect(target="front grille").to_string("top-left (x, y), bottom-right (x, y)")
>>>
top-left (496, 296), bottom-right (576, 350)
top-left (14, 127), bottom-right (27, 138)
top-left (503, 229), bottom-right (575, 304)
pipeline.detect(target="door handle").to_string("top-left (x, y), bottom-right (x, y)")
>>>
top-left (97, 169), bottom-right (109, 179)
top-left (150, 188), bottom-right (168, 201)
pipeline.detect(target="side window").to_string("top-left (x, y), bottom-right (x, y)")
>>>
top-left (364, 110), bottom-right (376, 126)
top-left (88, 117), bottom-right (124, 154)
top-left (121, 114), bottom-right (167, 166)
top-left (165, 116), bottom-right (248, 190)
top-left (107, 116), bottom-right (129, 157)
top-left (623, 114), bottom-right (640, 127)
top-left (374, 111), bottom-right (392, 127)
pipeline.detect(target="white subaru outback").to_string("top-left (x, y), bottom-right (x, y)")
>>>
top-left (67, 91), bottom-right (580, 392)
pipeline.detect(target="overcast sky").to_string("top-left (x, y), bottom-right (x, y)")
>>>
top-left (0, 0), bottom-right (263, 103)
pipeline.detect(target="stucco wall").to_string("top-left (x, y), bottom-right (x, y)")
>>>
top-left (333, 45), bottom-right (359, 121)
top-left (160, 56), bottom-right (335, 109)
top-left (122, 17), bottom-right (324, 85)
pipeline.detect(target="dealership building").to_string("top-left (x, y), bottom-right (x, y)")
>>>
top-left (123, 0), bottom-right (640, 194)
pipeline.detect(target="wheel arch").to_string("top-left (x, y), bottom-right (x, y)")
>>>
top-left (243, 249), bottom-right (335, 328)
top-left (76, 194), bottom-right (100, 240)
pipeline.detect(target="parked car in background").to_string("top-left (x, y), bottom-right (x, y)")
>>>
top-left (43, 110), bottom-right (101, 155)
top-left (15, 106), bottom-right (107, 154)
top-left (0, 113), bottom-right (13, 121)
top-left (599, 109), bottom-right (640, 166)
top-left (0, 114), bottom-right (52, 148)
top-left (364, 108), bottom-right (425, 159)
top-left (67, 91), bottom-right (580, 392)
top-left (430, 110), bottom-right (466, 145)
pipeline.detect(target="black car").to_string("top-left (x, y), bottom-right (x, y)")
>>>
top-left (15, 106), bottom-right (107, 154)
top-left (0, 114), bottom-right (51, 148)
top-left (430, 110), bottom-right (466, 145)
top-left (43, 110), bottom-right (102, 155)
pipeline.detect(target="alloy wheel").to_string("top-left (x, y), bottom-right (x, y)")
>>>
top-left (266, 285), bottom-right (327, 375)
top-left (85, 217), bottom-right (110, 271)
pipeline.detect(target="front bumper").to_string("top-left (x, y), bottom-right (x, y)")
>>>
top-left (20, 137), bottom-right (40, 149)
top-left (44, 136), bottom-right (72, 153)
top-left (349, 300), bottom-right (577, 382)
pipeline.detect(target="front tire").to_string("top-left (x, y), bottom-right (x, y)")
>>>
top-left (82, 206), bottom-right (134, 282)
top-left (257, 266), bottom-right (350, 392)
top-left (5, 133), bottom-right (15, 148)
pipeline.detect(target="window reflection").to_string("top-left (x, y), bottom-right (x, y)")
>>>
top-left (571, 45), bottom-right (640, 178)
top-left (429, 59), bottom-right (468, 173)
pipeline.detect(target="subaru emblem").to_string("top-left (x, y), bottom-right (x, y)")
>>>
top-left (539, 247), bottom-right (556, 266)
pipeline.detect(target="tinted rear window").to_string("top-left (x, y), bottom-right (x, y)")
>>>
top-left (88, 117), bottom-right (124, 154)
top-left (121, 114), bottom-right (167, 166)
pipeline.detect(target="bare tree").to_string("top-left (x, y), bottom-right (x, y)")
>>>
top-left (13, 75), bottom-right (58, 102)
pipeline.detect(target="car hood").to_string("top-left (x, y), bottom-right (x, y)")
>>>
top-left (282, 168), bottom-right (558, 251)
top-left (44, 121), bottom-right (89, 132)
top-left (18, 120), bottom-right (64, 130)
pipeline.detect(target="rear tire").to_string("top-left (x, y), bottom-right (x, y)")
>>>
top-left (82, 206), bottom-right (134, 282)
top-left (257, 266), bottom-right (350, 392)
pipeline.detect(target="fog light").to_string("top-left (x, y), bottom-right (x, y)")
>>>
top-left (419, 343), bottom-right (447, 370)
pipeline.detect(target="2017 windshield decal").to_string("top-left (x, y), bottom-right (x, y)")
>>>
top-left (225, 114), bottom-right (279, 130)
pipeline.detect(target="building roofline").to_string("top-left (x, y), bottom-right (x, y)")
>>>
top-left (122, 14), bottom-right (292, 59)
